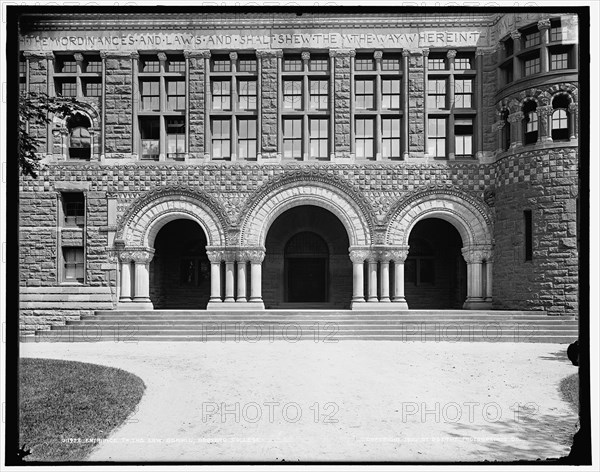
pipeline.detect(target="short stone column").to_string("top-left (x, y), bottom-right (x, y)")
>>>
top-left (247, 249), bottom-right (266, 308)
top-left (391, 247), bottom-right (410, 309)
top-left (508, 111), bottom-right (523, 148)
top-left (349, 249), bottom-right (368, 307)
top-left (206, 250), bottom-right (223, 306)
top-left (538, 105), bottom-right (553, 143)
top-left (367, 253), bottom-right (379, 302)
top-left (538, 19), bottom-right (551, 73)
top-left (485, 256), bottom-right (494, 303)
top-left (568, 102), bottom-right (578, 139)
top-left (379, 251), bottom-right (392, 303)
top-left (118, 252), bottom-right (133, 306)
top-left (224, 252), bottom-right (236, 303)
top-left (462, 246), bottom-right (492, 310)
top-left (131, 249), bottom-right (154, 310)
top-left (236, 251), bottom-right (248, 303)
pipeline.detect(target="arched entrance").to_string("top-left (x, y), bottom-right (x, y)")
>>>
top-left (404, 218), bottom-right (467, 309)
top-left (263, 206), bottom-right (352, 308)
top-left (150, 219), bottom-right (210, 309)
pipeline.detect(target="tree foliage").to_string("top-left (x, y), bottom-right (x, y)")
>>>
top-left (18, 92), bottom-right (80, 178)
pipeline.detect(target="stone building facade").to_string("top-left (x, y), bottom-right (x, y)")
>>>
top-left (16, 11), bottom-right (581, 333)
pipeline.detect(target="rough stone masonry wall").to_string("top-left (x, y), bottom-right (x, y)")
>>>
top-left (27, 55), bottom-right (48, 149)
top-left (104, 55), bottom-right (132, 156)
top-left (334, 53), bottom-right (351, 157)
top-left (408, 53), bottom-right (425, 155)
top-left (493, 147), bottom-right (578, 315)
top-left (188, 54), bottom-right (205, 157)
top-left (259, 53), bottom-right (278, 158)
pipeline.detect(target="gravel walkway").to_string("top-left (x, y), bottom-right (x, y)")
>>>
top-left (20, 341), bottom-right (579, 462)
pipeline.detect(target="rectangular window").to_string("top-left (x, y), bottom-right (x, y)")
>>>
top-left (428, 58), bottom-right (446, 70)
top-left (141, 58), bottom-right (160, 73)
top-left (355, 79), bottom-right (374, 109)
top-left (83, 79), bottom-right (102, 97)
top-left (550, 52), bottom-right (569, 70)
top-left (454, 57), bottom-right (472, 70)
top-left (355, 118), bottom-right (374, 159)
top-left (309, 59), bottom-right (328, 71)
top-left (283, 118), bottom-right (302, 159)
top-left (454, 79), bottom-right (473, 108)
top-left (309, 80), bottom-right (328, 110)
top-left (381, 58), bottom-right (401, 71)
top-left (524, 57), bottom-right (541, 76)
top-left (238, 118), bottom-right (257, 160)
top-left (238, 59), bottom-right (257, 72)
top-left (382, 118), bottom-right (401, 159)
top-left (238, 80), bottom-right (257, 110)
top-left (58, 80), bottom-right (77, 97)
top-left (167, 80), bottom-right (186, 111)
top-left (60, 59), bottom-right (77, 73)
top-left (166, 118), bottom-right (185, 160)
top-left (19, 59), bottom-right (26, 75)
top-left (524, 210), bottom-right (533, 261)
top-left (355, 58), bottom-right (375, 71)
top-left (427, 118), bottom-right (446, 158)
top-left (212, 59), bottom-right (231, 72)
top-left (526, 111), bottom-right (538, 134)
top-left (62, 192), bottom-right (85, 227)
top-left (284, 59), bottom-right (303, 72)
top-left (550, 22), bottom-right (562, 42)
top-left (454, 118), bottom-right (473, 158)
top-left (211, 80), bottom-right (231, 110)
top-left (309, 118), bottom-right (328, 159)
top-left (84, 58), bottom-right (101, 73)
top-left (283, 80), bottom-right (303, 110)
top-left (141, 80), bottom-right (160, 111)
top-left (382, 79), bottom-right (400, 110)
top-left (427, 79), bottom-right (446, 109)
top-left (63, 247), bottom-right (84, 283)
top-left (211, 119), bottom-right (231, 159)
top-left (168, 59), bottom-right (185, 73)
top-left (524, 31), bottom-right (541, 48)
top-left (140, 117), bottom-right (160, 160)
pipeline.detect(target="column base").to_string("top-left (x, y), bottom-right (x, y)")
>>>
top-left (352, 302), bottom-right (410, 311)
top-left (392, 298), bottom-right (409, 309)
top-left (207, 301), bottom-right (265, 311)
top-left (118, 301), bottom-right (154, 310)
top-left (463, 299), bottom-right (492, 310)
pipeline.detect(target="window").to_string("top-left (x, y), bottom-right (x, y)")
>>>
top-left (67, 113), bottom-right (91, 160)
top-left (166, 118), bottom-right (185, 160)
top-left (212, 58), bottom-right (231, 72)
top-left (427, 79), bottom-right (446, 109)
top-left (523, 101), bottom-right (538, 145)
top-left (238, 119), bottom-right (257, 159)
top-left (355, 79), bottom-right (374, 109)
top-left (84, 57), bottom-right (101, 73)
top-left (551, 94), bottom-right (571, 141)
top-left (382, 118), bottom-right (401, 159)
top-left (309, 118), bottom-right (328, 159)
top-left (63, 248), bottom-right (84, 283)
top-left (355, 58), bottom-right (374, 71)
top-left (310, 80), bottom-right (328, 110)
top-left (57, 80), bottom-right (77, 97)
top-left (355, 118), bottom-right (374, 160)
top-left (141, 80), bottom-right (160, 111)
top-left (59, 58), bottom-right (77, 73)
top-left (211, 119), bottom-right (231, 159)
top-left (283, 80), bottom-right (303, 110)
top-left (502, 62), bottom-right (514, 84)
top-left (454, 118), bottom-right (473, 158)
top-left (428, 57), bottom-right (446, 70)
top-left (405, 239), bottom-right (435, 286)
top-left (524, 30), bottom-right (541, 48)
top-left (62, 192), bottom-right (85, 227)
top-left (454, 57), bottom-right (472, 70)
top-left (524, 210), bottom-right (533, 261)
top-left (550, 20), bottom-right (563, 42)
top-left (501, 110), bottom-right (511, 151)
top-left (524, 56), bottom-right (541, 76)
top-left (141, 57), bottom-right (160, 72)
top-left (310, 59), bottom-right (328, 71)
top-left (454, 79), bottom-right (473, 108)
top-left (550, 52), bottom-right (569, 70)
top-left (382, 79), bottom-right (400, 110)
top-left (54, 53), bottom-right (102, 99)
top-left (83, 79), bottom-right (102, 97)
top-left (238, 59), bottom-right (257, 72)
top-left (283, 118), bottom-right (302, 159)
top-left (284, 58), bottom-right (303, 72)
top-left (140, 117), bottom-right (160, 160)
top-left (238, 80), bottom-right (257, 110)
top-left (167, 80), bottom-right (186, 111)
top-left (427, 118), bottom-right (446, 158)
top-left (19, 55), bottom-right (26, 92)
top-left (381, 58), bottom-right (401, 71)
top-left (167, 58), bottom-right (185, 72)
top-left (212, 80), bottom-right (231, 110)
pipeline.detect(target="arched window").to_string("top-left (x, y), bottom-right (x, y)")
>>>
top-left (67, 113), bottom-right (91, 160)
top-left (551, 94), bottom-right (571, 141)
top-left (522, 100), bottom-right (538, 145)
top-left (501, 109), bottom-right (511, 151)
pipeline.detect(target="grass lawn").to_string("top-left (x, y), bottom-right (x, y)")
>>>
top-left (19, 358), bottom-right (145, 462)
top-left (559, 373), bottom-right (579, 413)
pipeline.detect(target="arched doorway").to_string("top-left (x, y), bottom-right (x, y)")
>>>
top-left (404, 218), bottom-right (467, 309)
top-left (264, 206), bottom-right (352, 308)
top-left (150, 219), bottom-right (210, 308)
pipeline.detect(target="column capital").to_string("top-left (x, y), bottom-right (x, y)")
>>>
top-left (329, 48), bottom-right (356, 57)
top-left (100, 50), bottom-right (110, 60)
top-left (537, 105), bottom-right (554, 116)
top-left (199, 50), bottom-right (212, 59)
top-left (245, 249), bottom-right (266, 263)
top-left (537, 18), bottom-right (551, 31)
top-left (157, 52), bottom-right (168, 62)
top-left (73, 53), bottom-right (84, 62)
top-left (422, 48), bottom-right (430, 57)
top-left (256, 49), bottom-right (282, 58)
top-left (510, 30), bottom-right (522, 41)
top-left (131, 249), bottom-right (154, 264)
top-left (446, 49), bottom-right (457, 59)
top-left (229, 51), bottom-right (238, 61)
top-left (45, 52), bottom-right (55, 60)
top-left (389, 247), bottom-right (410, 263)
top-left (568, 102), bottom-right (578, 113)
top-left (507, 111), bottom-right (524, 123)
top-left (373, 50), bottom-right (383, 60)
top-left (130, 51), bottom-right (140, 60)
top-left (206, 248), bottom-right (225, 263)
top-left (461, 245), bottom-right (492, 264)
top-left (301, 51), bottom-right (311, 61)
top-left (349, 248), bottom-right (369, 263)
top-left (118, 251), bottom-right (134, 263)
top-left (402, 50), bottom-right (411, 58)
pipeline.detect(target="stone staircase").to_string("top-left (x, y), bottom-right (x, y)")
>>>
top-left (22, 310), bottom-right (578, 343)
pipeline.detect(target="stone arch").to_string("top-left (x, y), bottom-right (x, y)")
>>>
top-left (518, 88), bottom-right (551, 107)
top-left (547, 83), bottom-right (578, 104)
top-left (118, 187), bottom-right (228, 248)
top-left (240, 177), bottom-right (373, 247)
top-left (384, 188), bottom-right (493, 248)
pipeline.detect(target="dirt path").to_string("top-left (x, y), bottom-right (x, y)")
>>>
top-left (20, 341), bottom-right (578, 462)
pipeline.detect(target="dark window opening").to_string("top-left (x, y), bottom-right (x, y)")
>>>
top-left (62, 192), bottom-right (85, 227)
top-left (140, 117), bottom-right (160, 160)
top-left (524, 210), bottom-right (533, 261)
top-left (63, 247), bottom-right (84, 283)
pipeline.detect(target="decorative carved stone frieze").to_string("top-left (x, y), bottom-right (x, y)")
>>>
top-left (329, 49), bottom-right (356, 57)
top-left (255, 49), bottom-right (282, 58)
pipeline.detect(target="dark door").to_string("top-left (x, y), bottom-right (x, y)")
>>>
top-left (287, 258), bottom-right (327, 302)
